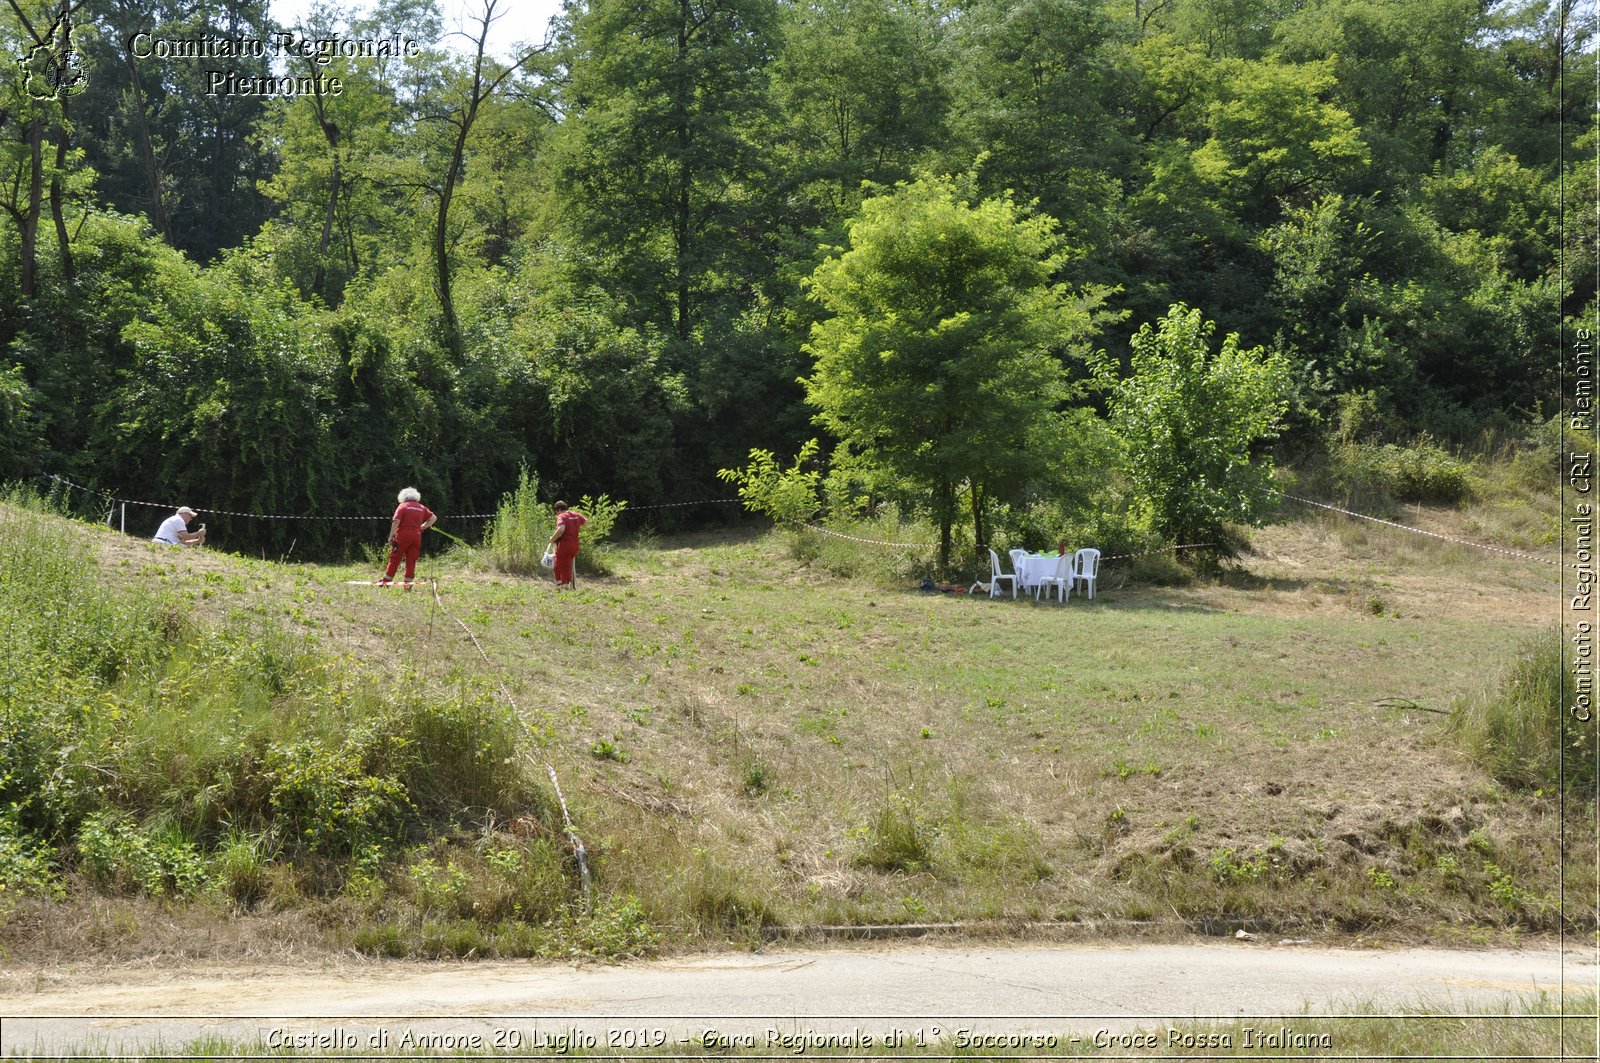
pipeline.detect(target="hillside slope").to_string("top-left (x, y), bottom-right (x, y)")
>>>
top-left (0, 501), bottom-right (1581, 961)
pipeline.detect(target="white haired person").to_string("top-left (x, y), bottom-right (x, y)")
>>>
top-left (378, 487), bottom-right (436, 586)
top-left (152, 506), bottom-right (206, 547)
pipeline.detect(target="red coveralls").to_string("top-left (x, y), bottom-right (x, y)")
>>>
top-left (552, 510), bottom-right (587, 586)
top-left (384, 500), bottom-right (435, 581)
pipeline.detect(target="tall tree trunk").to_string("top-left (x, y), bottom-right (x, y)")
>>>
top-left (114, 0), bottom-right (172, 241)
top-left (50, 98), bottom-right (73, 282)
top-left (314, 152), bottom-right (341, 299)
top-left (20, 115), bottom-right (44, 297)
top-left (309, 82), bottom-right (341, 301)
top-left (970, 481), bottom-right (986, 565)
top-left (435, 117), bottom-right (468, 357)
top-left (673, 0), bottom-right (692, 342)
top-left (937, 480), bottom-right (954, 572)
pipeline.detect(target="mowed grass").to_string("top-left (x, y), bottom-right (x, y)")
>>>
top-left (59, 491), bottom-right (1583, 954)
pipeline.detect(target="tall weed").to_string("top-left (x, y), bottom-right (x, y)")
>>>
top-left (484, 467), bottom-right (627, 576)
top-left (1449, 629), bottom-right (1594, 793)
top-left (484, 467), bottom-right (551, 575)
top-left (1334, 438), bottom-right (1472, 505)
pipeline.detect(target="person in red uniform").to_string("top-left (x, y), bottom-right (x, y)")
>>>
top-left (548, 500), bottom-right (587, 589)
top-left (379, 487), bottom-right (436, 585)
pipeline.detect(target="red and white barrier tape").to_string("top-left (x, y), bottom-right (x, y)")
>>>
top-left (800, 522), bottom-right (937, 550)
top-left (1283, 494), bottom-right (1559, 567)
top-left (43, 473), bottom-right (736, 523)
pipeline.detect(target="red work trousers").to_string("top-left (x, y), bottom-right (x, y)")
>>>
top-left (553, 542), bottom-right (579, 585)
top-left (385, 531), bottom-right (422, 581)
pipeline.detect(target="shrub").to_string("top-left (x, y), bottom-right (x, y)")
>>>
top-left (396, 684), bottom-right (541, 819)
top-left (75, 811), bottom-right (209, 897)
top-left (263, 732), bottom-right (413, 856)
top-left (1448, 629), bottom-right (1594, 793)
top-left (1107, 304), bottom-right (1292, 558)
top-left (484, 467), bottom-right (627, 576)
top-left (484, 467), bottom-right (551, 575)
top-left (1337, 438), bottom-right (1471, 505)
top-left (0, 812), bottom-right (63, 900)
top-left (472, 837), bottom-right (570, 922)
top-left (717, 440), bottom-right (822, 526)
top-left (1008, 490), bottom-right (1162, 574)
top-left (407, 856), bottom-right (472, 916)
top-left (569, 893), bottom-right (661, 957)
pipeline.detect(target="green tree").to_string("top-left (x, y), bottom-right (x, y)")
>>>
top-left (1108, 303), bottom-right (1290, 555)
top-left (802, 172), bottom-right (1110, 571)
top-left (550, 0), bottom-right (779, 344)
top-left (2, 0), bottom-right (87, 297)
top-left (254, 4), bottom-right (427, 305)
top-left (419, 0), bottom-right (545, 357)
top-left (770, 0), bottom-right (948, 221)
top-left (1189, 57), bottom-right (1368, 222)
top-left (75, 0), bottom-right (275, 260)
top-left (939, 0), bottom-right (1129, 259)
top-left (498, 244), bottom-right (688, 502)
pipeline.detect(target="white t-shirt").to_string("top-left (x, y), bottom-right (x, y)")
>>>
top-left (153, 514), bottom-right (190, 544)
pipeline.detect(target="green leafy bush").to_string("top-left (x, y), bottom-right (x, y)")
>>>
top-left (75, 812), bottom-right (209, 897)
top-left (718, 440), bottom-right (823, 526)
top-left (569, 893), bottom-right (662, 957)
top-left (264, 733), bottom-right (414, 856)
top-left (1107, 304), bottom-right (1292, 558)
top-left (0, 812), bottom-right (62, 900)
top-left (1337, 438), bottom-right (1471, 504)
top-left (484, 467), bottom-right (627, 576)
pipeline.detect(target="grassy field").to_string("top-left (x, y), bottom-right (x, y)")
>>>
top-left (0, 483), bottom-right (1589, 961)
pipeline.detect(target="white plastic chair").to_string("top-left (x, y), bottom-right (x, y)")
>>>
top-left (987, 549), bottom-right (1019, 599)
top-left (1072, 548), bottom-right (1101, 600)
top-left (1034, 552), bottom-right (1071, 604)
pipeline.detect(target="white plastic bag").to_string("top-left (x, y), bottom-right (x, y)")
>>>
top-left (540, 545), bottom-right (556, 569)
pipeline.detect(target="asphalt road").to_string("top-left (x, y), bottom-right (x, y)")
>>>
top-left (0, 942), bottom-right (1589, 1056)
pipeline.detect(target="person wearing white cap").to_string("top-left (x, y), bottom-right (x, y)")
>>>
top-left (152, 506), bottom-right (207, 547)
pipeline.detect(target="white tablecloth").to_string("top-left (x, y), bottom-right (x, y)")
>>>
top-left (1014, 553), bottom-right (1072, 591)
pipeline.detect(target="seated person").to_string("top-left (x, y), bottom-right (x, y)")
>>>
top-left (152, 506), bottom-right (206, 547)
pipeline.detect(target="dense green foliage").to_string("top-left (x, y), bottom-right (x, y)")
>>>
top-left (1108, 304), bottom-right (1292, 553)
top-left (802, 173), bottom-right (1112, 568)
top-left (0, 0), bottom-right (1588, 558)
